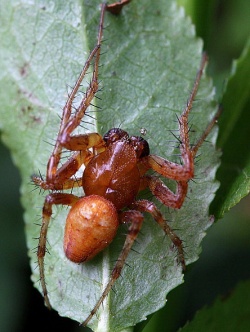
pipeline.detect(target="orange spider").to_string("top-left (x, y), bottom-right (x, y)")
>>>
top-left (32, 1), bottom-right (220, 326)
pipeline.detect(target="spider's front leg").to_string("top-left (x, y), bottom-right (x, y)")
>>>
top-left (44, 3), bottom-right (108, 187)
top-left (145, 54), bottom-right (209, 181)
top-left (142, 53), bottom-right (220, 210)
top-left (32, 2), bottom-right (109, 191)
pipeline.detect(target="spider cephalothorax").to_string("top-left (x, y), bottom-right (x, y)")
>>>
top-left (32, 1), bottom-right (220, 326)
top-left (82, 128), bottom-right (150, 210)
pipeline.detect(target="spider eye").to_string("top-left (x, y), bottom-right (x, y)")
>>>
top-left (129, 136), bottom-right (150, 158)
top-left (103, 128), bottom-right (129, 145)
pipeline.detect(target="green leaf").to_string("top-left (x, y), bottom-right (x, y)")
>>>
top-left (180, 280), bottom-right (250, 331)
top-left (0, 0), bottom-right (220, 331)
top-left (210, 38), bottom-right (250, 218)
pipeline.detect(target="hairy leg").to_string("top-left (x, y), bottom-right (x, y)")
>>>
top-left (131, 199), bottom-right (185, 269)
top-left (37, 193), bottom-right (79, 309)
top-left (82, 209), bottom-right (144, 326)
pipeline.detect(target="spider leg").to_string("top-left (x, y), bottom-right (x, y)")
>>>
top-left (35, 2), bottom-right (110, 189)
top-left (178, 51), bottom-right (221, 160)
top-left (131, 199), bottom-right (185, 269)
top-left (37, 193), bottom-right (79, 309)
top-left (142, 154), bottom-right (194, 182)
top-left (46, 4), bottom-right (107, 184)
top-left (191, 105), bottom-right (222, 156)
top-left (106, 0), bottom-right (131, 15)
top-left (33, 135), bottom-right (99, 190)
top-left (32, 174), bottom-right (83, 191)
top-left (33, 150), bottom-right (90, 190)
top-left (82, 198), bottom-right (184, 326)
top-left (143, 53), bottom-right (209, 182)
top-left (82, 210), bottom-right (144, 326)
top-left (145, 176), bottom-right (188, 209)
top-left (141, 53), bottom-right (220, 209)
top-left (33, 130), bottom-right (107, 191)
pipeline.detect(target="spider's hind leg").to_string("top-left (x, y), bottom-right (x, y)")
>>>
top-left (131, 199), bottom-right (185, 270)
top-left (82, 210), bottom-right (144, 326)
top-left (37, 193), bottom-right (79, 309)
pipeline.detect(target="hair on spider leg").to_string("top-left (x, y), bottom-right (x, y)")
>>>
top-left (93, 94), bottom-right (103, 101)
top-left (44, 142), bottom-right (58, 154)
top-left (86, 109), bottom-right (102, 117)
top-left (110, 284), bottom-right (118, 297)
top-left (31, 234), bottom-right (52, 256)
top-left (89, 102), bottom-right (102, 110)
top-left (33, 260), bottom-right (40, 272)
top-left (32, 237), bottom-right (40, 243)
top-left (191, 96), bottom-right (204, 106)
top-left (173, 113), bottom-right (182, 126)
top-left (168, 144), bottom-right (183, 151)
top-left (123, 260), bottom-right (133, 269)
top-left (65, 83), bottom-right (75, 97)
top-left (83, 108), bottom-right (101, 117)
top-left (183, 193), bottom-right (192, 202)
top-left (73, 91), bottom-right (87, 102)
top-left (189, 177), bottom-right (199, 184)
top-left (31, 248), bottom-right (40, 258)
top-left (33, 222), bottom-right (43, 229)
top-left (77, 123), bottom-right (95, 132)
top-left (56, 112), bottom-right (64, 123)
top-left (194, 158), bottom-right (202, 168)
top-left (126, 235), bottom-right (142, 247)
top-left (33, 210), bottom-right (43, 221)
top-left (174, 108), bottom-right (194, 124)
top-left (29, 182), bottom-right (41, 193)
top-left (111, 259), bottom-right (133, 275)
top-left (187, 123), bottom-right (196, 135)
top-left (193, 152), bottom-right (202, 164)
top-left (44, 245), bottom-right (51, 255)
top-left (179, 241), bottom-right (189, 258)
top-left (98, 50), bottom-right (109, 59)
top-left (35, 265), bottom-right (50, 284)
top-left (96, 84), bottom-right (104, 92)
top-left (96, 59), bottom-right (106, 69)
top-left (43, 139), bottom-right (57, 148)
top-left (161, 232), bottom-right (172, 246)
top-left (79, 119), bottom-right (97, 126)
top-left (169, 130), bottom-right (182, 145)
top-left (32, 183), bottom-right (46, 196)
top-left (95, 77), bottom-right (104, 87)
top-left (69, 179), bottom-right (82, 194)
top-left (37, 169), bottom-right (45, 180)
top-left (195, 136), bottom-right (215, 146)
top-left (130, 246), bottom-right (142, 256)
top-left (191, 169), bottom-right (211, 183)
top-left (84, 108), bottom-right (103, 116)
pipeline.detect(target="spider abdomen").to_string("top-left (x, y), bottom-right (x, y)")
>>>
top-left (64, 195), bottom-right (118, 263)
top-left (82, 141), bottom-right (141, 210)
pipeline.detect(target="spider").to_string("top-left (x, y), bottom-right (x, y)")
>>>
top-left (32, 0), bottom-right (220, 327)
